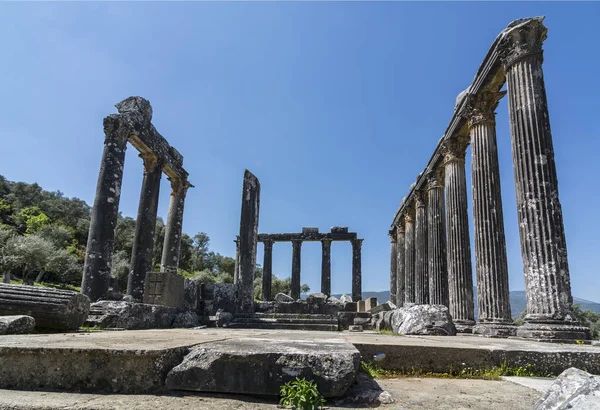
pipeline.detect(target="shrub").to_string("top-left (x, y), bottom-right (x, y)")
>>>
top-left (280, 377), bottom-right (325, 410)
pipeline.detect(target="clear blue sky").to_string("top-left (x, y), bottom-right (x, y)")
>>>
top-left (1, 2), bottom-right (598, 301)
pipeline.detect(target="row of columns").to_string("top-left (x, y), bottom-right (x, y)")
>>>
top-left (389, 18), bottom-right (589, 340)
top-left (82, 117), bottom-right (190, 302)
top-left (257, 239), bottom-right (363, 302)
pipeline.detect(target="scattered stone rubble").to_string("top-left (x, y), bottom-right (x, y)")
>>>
top-left (533, 367), bottom-right (600, 410)
top-left (0, 315), bottom-right (35, 335)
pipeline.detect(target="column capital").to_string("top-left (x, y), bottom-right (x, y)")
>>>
top-left (292, 239), bottom-right (303, 248)
top-left (139, 152), bottom-right (162, 174)
top-left (425, 167), bottom-right (445, 191)
top-left (388, 229), bottom-right (397, 242)
top-left (321, 238), bottom-right (332, 246)
top-left (441, 135), bottom-right (469, 165)
top-left (397, 218), bottom-right (406, 234)
top-left (351, 238), bottom-right (364, 249)
top-left (403, 205), bottom-right (415, 223)
top-left (168, 176), bottom-right (192, 197)
top-left (103, 116), bottom-right (129, 146)
top-left (499, 17), bottom-right (547, 69)
top-left (414, 190), bottom-right (426, 208)
top-left (462, 91), bottom-right (506, 128)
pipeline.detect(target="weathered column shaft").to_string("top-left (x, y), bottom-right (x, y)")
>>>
top-left (466, 92), bottom-right (514, 336)
top-left (396, 223), bottom-right (406, 307)
top-left (427, 173), bottom-right (449, 307)
top-left (127, 153), bottom-right (163, 302)
top-left (443, 138), bottom-right (475, 331)
top-left (262, 240), bottom-right (273, 301)
top-left (82, 117), bottom-right (128, 302)
top-left (351, 239), bottom-right (363, 302)
top-left (291, 240), bottom-right (302, 300)
top-left (237, 170), bottom-right (260, 314)
top-left (160, 178), bottom-right (190, 274)
top-left (414, 192), bottom-right (429, 305)
top-left (321, 239), bottom-right (332, 296)
top-left (404, 211), bottom-right (416, 304)
top-left (501, 18), bottom-right (588, 340)
top-left (389, 230), bottom-right (398, 305)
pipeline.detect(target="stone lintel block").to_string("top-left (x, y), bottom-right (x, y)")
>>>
top-left (369, 302), bottom-right (392, 315)
top-left (302, 227), bottom-right (319, 234)
top-left (331, 227), bottom-right (349, 233)
top-left (143, 272), bottom-right (184, 308)
top-left (165, 338), bottom-right (360, 397)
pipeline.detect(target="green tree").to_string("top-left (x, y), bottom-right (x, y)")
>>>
top-left (37, 224), bottom-right (74, 249)
top-left (0, 235), bottom-right (54, 284)
top-left (110, 250), bottom-right (130, 291)
top-left (44, 248), bottom-right (82, 284)
top-left (572, 304), bottom-right (600, 340)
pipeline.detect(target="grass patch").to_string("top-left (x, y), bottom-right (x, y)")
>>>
top-left (360, 360), bottom-right (553, 380)
top-left (79, 325), bottom-right (104, 332)
top-left (378, 329), bottom-right (404, 336)
top-left (10, 279), bottom-right (80, 292)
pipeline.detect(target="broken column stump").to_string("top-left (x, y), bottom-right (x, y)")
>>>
top-left (0, 284), bottom-right (90, 330)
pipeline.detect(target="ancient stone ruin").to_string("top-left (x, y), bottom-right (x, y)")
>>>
top-left (388, 17), bottom-right (590, 341)
top-left (81, 96), bottom-right (192, 303)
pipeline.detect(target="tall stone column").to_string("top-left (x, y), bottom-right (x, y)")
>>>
top-left (127, 153), bottom-right (163, 302)
top-left (396, 221), bottom-right (406, 307)
top-left (351, 238), bottom-right (363, 302)
top-left (160, 177), bottom-right (191, 274)
top-left (443, 137), bottom-right (475, 332)
top-left (426, 170), bottom-right (449, 307)
top-left (403, 208), bottom-right (416, 304)
top-left (464, 91), bottom-right (515, 337)
top-left (500, 18), bottom-right (589, 340)
top-left (414, 191), bottom-right (429, 305)
top-left (262, 240), bottom-right (274, 301)
top-left (82, 117), bottom-right (129, 302)
top-left (389, 229), bottom-right (397, 305)
top-left (237, 170), bottom-right (260, 314)
top-left (233, 236), bottom-right (240, 284)
top-left (321, 239), bottom-right (332, 296)
top-left (291, 239), bottom-right (302, 300)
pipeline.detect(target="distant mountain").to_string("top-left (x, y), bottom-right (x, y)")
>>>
top-left (332, 289), bottom-right (600, 319)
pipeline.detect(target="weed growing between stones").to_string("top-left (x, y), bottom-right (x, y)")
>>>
top-left (78, 325), bottom-right (104, 332)
top-left (279, 377), bottom-right (326, 410)
top-left (360, 360), bottom-right (554, 380)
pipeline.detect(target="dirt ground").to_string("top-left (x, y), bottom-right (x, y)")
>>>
top-left (0, 377), bottom-right (540, 410)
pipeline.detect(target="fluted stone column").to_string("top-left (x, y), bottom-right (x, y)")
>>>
top-left (321, 239), bottom-right (332, 296)
top-left (291, 240), bottom-right (302, 300)
top-left (443, 137), bottom-right (475, 332)
top-left (160, 177), bottom-right (191, 274)
top-left (351, 238), bottom-right (363, 302)
top-left (396, 221), bottom-right (406, 307)
top-left (389, 229), bottom-right (398, 305)
top-left (237, 170), bottom-right (260, 314)
top-left (127, 153), bottom-right (163, 302)
top-left (82, 116), bottom-right (129, 302)
top-left (262, 240), bottom-right (274, 301)
top-left (500, 18), bottom-right (589, 340)
top-left (464, 91), bottom-right (516, 337)
top-left (404, 208), bottom-right (416, 304)
top-left (414, 191), bottom-right (429, 305)
top-left (427, 170), bottom-right (449, 307)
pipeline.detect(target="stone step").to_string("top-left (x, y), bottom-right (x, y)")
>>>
top-left (236, 313), bottom-right (337, 320)
top-left (228, 322), bottom-right (339, 331)
top-left (232, 317), bottom-right (338, 325)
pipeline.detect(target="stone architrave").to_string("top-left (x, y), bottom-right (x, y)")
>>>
top-left (426, 169), bottom-right (449, 307)
top-left (160, 177), bottom-right (191, 274)
top-left (237, 170), bottom-right (260, 314)
top-left (403, 207), bottom-right (416, 304)
top-left (351, 239), bottom-right (363, 302)
top-left (321, 239), bottom-right (332, 297)
top-left (464, 91), bottom-right (516, 337)
top-left (81, 116), bottom-right (129, 302)
top-left (414, 191), bottom-right (428, 305)
top-left (127, 153), bottom-right (163, 302)
top-left (500, 18), bottom-right (589, 340)
top-left (291, 239), bottom-right (302, 300)
top-left (388, 229), bottom-right (397, 306)
top-left (395, 221), bottom-right (405, 307)
top-left (442, 137), bottom-right (475, 332)
top-left (262, 240), bottom-right (274, 301)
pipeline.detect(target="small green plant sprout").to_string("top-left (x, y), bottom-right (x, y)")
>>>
top-left (279, 377), bottom-right (326, 410)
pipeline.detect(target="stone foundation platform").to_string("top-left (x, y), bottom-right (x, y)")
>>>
top-left (0, 329), bottom-right (598, 395)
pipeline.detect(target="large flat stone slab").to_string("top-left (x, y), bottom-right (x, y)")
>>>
top-left (166, 337), bottom-right (360, 397)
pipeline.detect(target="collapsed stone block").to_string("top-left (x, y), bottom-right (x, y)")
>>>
top-left (370, 302), bottom-right (393, 314)
top-left (0, 315), bottom-right (35, 335)
top-left (390, 304), bottom-right (456, 336)
top-left (200, 283), bottom-right (237, 316)
top-left (165, 338), bottom-right (360, 397)
top-left (365, 297), bottom-right (378, 311)
top-left (143, 271), bottom-right (184, 308)
top-left (533, 367), bottom-right (600, 410)
top-left (85, 300), bottom-right (178, 330)
top-left (0, 284), bottom-right (89, 330)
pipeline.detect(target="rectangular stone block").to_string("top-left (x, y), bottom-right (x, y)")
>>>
top-left (369, 302), bottom-right (393, 314)
top-left (143, 272), bottom-right (184, 308)
top-left (365, 297), bottom-right (378, 311)
top-left (201, 283), bottom-right (238, 316)
top-left (302, 227), bottom-right (319, 234)
top-left (330, 226), bottom-right (349, 233)
top-left (357, 301), bottom-right (366, 312)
